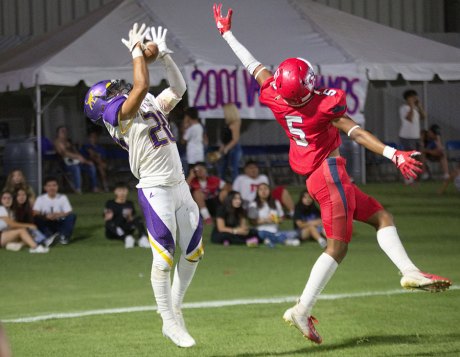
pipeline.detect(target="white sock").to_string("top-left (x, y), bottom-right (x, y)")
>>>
top-left (199, 207), bottom-right (211, 220)
top-left (171, 255), bottom-right (198, 310)
top-left (376, 226), bottom-right (418, 275)
top-left (151, 265), bottom-right (175, 327)
top-left (298, 253), bottom-right (338, 316)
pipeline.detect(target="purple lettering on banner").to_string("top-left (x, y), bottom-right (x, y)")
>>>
top-left (218, 69), bottom-right (241, 108)
top-left (316, 75), bottom-right (360, 115)
top-left (242, 71), bottom-right (260, 107)
top-left (206, 70), bottom-right (219, 109)
top-left (191, 69), bottom-right (206, 110)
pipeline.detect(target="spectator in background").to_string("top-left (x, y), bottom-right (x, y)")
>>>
top-left (248, 183), bottom-right (300, 247)
top-left (3, 169), bottom-right (35, 205)
top-left (293, 190), bottom-right (327, 248)
top-left (399, 89), bottom-right (426, 151)
top-left (187, 162), bottom-right (231, 224)
top-left (81, 128), bottom-right (109, 192)
top-left (233, 160), bottom-right (295, 216)
top-left (211, 190), bottom-right (259, 246)
top-left (12, 188), bottom-right (58, 247)
top-left (420, 124), bottom-right (450, 180)
top-left (218, 103), bottom-right (242, 181)
top-left (182, 107), bottom-right (205, 169)
top-left (104, 182), bottom-right (149, 248)
top-left (54, 126), bottom-right (99, 193)
top-left (0, 191), bottom-right (49, 253)
top-left (33, 176), bottom-right (76, 245)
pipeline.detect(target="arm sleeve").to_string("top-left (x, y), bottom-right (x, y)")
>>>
top-left (222, 31), bottom-right (261, 75)
top-left (61, 195), bottom-right (72, 213)
top-left (156, 55), bottom-right (186, 114)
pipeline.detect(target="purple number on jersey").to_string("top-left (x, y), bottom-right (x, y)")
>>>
top-left (143, 111), bottom-right (176, 148)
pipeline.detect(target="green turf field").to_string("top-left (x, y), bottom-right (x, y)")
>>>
top-left (1, 182), bottom-right (459, 356)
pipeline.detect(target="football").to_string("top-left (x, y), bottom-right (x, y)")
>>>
top-left (143, 41), bottom-right (159, 63)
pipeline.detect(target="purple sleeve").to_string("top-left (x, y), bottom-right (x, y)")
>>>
top-left (103, 96), bottom-right (127, 127)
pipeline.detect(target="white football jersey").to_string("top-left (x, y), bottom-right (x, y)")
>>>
top-left (103, 92), bottom-right (184, 188)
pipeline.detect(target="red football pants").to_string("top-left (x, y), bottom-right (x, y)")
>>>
top-left (306, 157), bottom-right (383, 243)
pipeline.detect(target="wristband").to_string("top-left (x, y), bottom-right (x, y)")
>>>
top-left (132, 47), bottom-right (143, 59)
top-left (383, 145), bottom-right (397, 160)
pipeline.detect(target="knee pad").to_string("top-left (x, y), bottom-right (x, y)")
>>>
top-left (152, 253), bottom-right (174, 271)
top-left (185, 241), bottom-right (204, 263)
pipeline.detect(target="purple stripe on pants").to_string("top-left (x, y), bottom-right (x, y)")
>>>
top-left (187, 216), bottom-right (203, 255)
top-left (137, 188), bottom-right (175, 256)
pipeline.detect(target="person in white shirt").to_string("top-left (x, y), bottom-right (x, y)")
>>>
top-left (399, 89), bottom-right (426, 151)
top-left (83, 24), bottom-right (203, 348)
top-left (32, 177), bottom-right (76, 245)
top-left (232, 160), bottom-right (295, 216)
top-left (183, 107), bottom-right (205, 168)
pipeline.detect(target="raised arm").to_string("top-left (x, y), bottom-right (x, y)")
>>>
top-left (333, 115), bottom-right (423, 180)
top-left (148, 26), bottom-right (186, 114)
top-left (119, 23), bottom-right (150, 120)
top-left (212, 3), bottom-right (272, 86)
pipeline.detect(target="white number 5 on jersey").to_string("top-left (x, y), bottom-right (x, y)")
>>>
top-left (286, 116), bottom-right (308, 147)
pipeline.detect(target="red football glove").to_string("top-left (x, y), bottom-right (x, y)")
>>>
top-left (391, 150), bottom-right (423, 180)
top-left (213, 3), bottom-right (233, 35)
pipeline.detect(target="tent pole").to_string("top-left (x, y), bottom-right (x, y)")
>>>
top-left (423, 81), bottom-right (428, 130)
top-left (36, 81), bottom-right (42, 193)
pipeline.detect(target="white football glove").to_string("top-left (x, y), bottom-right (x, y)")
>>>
top-left (121, 23), bottom-right (149, 52)
top-left (147, 26), bottom-right (173, 58)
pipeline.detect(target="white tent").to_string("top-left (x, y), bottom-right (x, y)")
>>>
top-left (1, 0), bottom-right (460, 89)
top-left (1, 0), bottom-right (460, 186)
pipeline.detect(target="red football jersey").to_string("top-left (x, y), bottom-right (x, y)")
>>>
top-left (259, 77), bottom-right (347, 176)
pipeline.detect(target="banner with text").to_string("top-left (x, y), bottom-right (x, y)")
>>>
top-left (184, 65), bottom-right (368, 124)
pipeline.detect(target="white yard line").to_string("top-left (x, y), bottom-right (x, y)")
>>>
top-left (3, 285), bottom-right (458, 324)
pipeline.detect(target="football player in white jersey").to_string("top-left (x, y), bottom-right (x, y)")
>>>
top-left (84, 24), bottom-right (203, 348)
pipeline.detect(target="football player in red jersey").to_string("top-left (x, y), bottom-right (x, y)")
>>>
top-left (212, 4), bottom-right (451, 345)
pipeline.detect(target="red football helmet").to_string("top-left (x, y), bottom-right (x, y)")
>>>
top-left (274, 57), bottom-right (316, 105)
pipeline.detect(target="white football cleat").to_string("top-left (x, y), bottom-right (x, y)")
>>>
top-left (400, 270), bottom-right (451, 292)
top-left (283, 306), bottom-right (322, 344)
top-left (162, 323), bottom-right (196, 348)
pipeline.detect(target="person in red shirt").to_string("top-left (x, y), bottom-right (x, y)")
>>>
top-left (187, 162), bottom-right (231, 224)
top-left (213, 4), bottom-right (451, 345)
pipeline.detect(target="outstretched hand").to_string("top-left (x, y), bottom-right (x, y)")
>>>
top-left (391, 150), bottom-right (423, 180)
top-left (213, 3), bottom-right (233, 35)
top-left (121, 23), bottom-right (149, 52)
top-left (147, 26), bottom-right (173, 58)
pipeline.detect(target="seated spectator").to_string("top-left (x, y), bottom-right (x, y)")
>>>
top-left (104, 182), bottom-right (149, 248)
top-left (232, 160), bottom-right (295, 216)
top-left (13, 188), bottom-right (58, 247)
top-left (3, 169), bottom-right (36, 205)
top-left (81, 128), bottom-right (109, 192)
top-left (211, 191), bottom-right (259, 246)
top-left (54, 125), bottom-right (99, 193)
top-left (439, 164), bottom-right (460, 194)
top-left (293, 190), bottom-right (327, 248)
top-left (247, 183), bottom-right (300, 247)
top-left (420, 124), bottom-right (450, 180)
top-left (32, 177), bottom-right (76, 245)
top-left (0, 191), bottom-right (49, 253)
top-left (186, 162), bottom-right (231, 224)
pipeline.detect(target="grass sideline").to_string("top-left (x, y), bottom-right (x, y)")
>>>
top-left (1, 181), bottom-right (459, 356)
